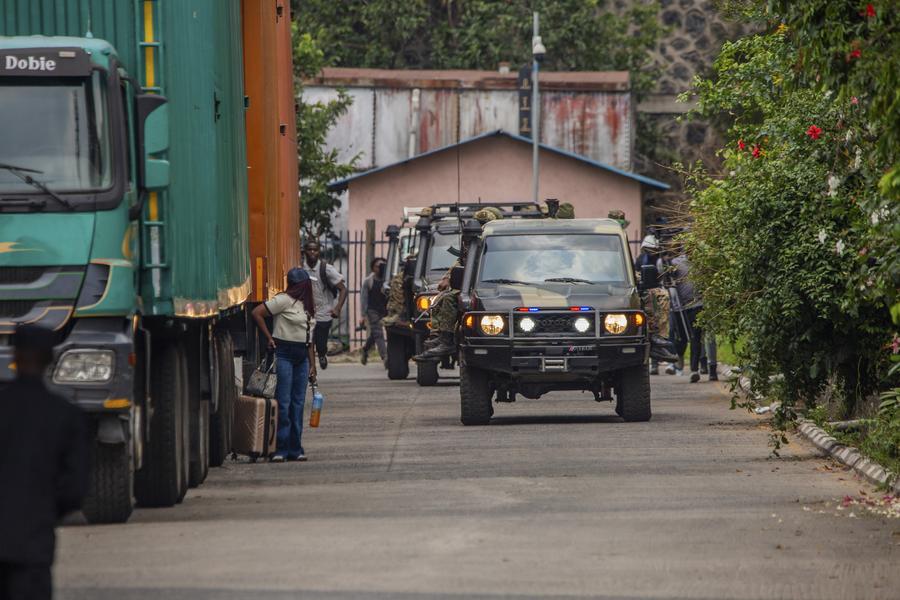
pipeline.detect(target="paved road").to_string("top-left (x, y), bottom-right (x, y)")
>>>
top-left (57, 364), bottom-right (898, 600)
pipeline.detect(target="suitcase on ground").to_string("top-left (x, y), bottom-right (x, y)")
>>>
top-left (232, 394), bottom-right (278, 461)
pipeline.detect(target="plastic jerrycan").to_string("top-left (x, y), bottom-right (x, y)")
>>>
top-left (309, 382), bottom-right (324, 428)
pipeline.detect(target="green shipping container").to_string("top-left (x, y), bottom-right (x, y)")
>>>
top-left (0, 0), bottom-right (251, 317)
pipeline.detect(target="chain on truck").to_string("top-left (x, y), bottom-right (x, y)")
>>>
top-left (0, 0), bottom-right (299, 524)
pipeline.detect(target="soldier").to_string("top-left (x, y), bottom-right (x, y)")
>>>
top-left (607, 209), bottom-right (629, 229)
top-left (414, 211), bottom-right (499, 361)
top-left (557, 202), bottom-right (575, 219)
top-left (382, 253), bottom-right (416, 327)
top-left (635, 235), bottom-right (678, 371)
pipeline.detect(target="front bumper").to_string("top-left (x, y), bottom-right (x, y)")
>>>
top-left (461, 337), bottom-right (648, 375)
top-left (0, 318), bottom-right (134, 413)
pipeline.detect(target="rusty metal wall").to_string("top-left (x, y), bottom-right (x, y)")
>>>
top-left (303, 83), bottom-right (634, 171)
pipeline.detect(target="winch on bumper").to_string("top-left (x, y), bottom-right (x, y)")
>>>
top-left (459, 309), bottom-right (648, 375)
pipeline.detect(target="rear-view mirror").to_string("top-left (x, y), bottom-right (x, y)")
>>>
top-left (136, 94), bottom-right (170, 191)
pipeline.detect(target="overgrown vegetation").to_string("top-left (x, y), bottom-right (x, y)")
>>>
top-left (680, 1), bottom-right (899, 464)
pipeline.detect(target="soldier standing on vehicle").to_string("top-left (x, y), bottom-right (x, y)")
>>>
top-left (607, 209), bottom-right (629, 229)
top-left (302, 240), bottom-right (348, 370)
top-left (0, 325), bottom-right (90, 600)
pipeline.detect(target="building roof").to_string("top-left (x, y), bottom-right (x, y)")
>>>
top-left (308, 67), bottom-right (630, 92)
top-left (328, 130), bottom-right (670, 192)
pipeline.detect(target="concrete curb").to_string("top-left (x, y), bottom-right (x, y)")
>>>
top-left (719, 364), bottom-right (900, 494)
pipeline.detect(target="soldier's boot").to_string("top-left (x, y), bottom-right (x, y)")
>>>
top-left (422, 332), bottom-right (442, 350)
top-left (414, 332), bottom-right (455, 361)
top-left (649, 334), bottom-right (679, 363)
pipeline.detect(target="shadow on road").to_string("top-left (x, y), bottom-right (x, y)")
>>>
top-left (488, 413), bottom-right (622, 426)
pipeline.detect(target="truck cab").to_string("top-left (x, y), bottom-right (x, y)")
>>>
top-left (457, 218), bottom-right (654, 425)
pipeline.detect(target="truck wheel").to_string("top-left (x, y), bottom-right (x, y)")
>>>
top-left (616, 364), bottom-right (652, 422)
top-left (135, 343), bottom-right (187, 507)
top-left (416, 360), bottom-right (439, 386)
top-left (459, 364), bottom-right (493, 426)
top-left (386, 333), bottom-right (409, 380)
top-left (82, 441), bottom-right (134, 524)
top-left (209, 333), bottom-right (236, 467)
top-left (177, 347), bottom-right (190, 502)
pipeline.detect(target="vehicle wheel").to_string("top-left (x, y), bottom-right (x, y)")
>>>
top-left (386, 333), bottom-right (409, 380)
top-left (135, 343), bottom-right (187, 507)
top-left (82, 441), bottom-right (134, 524)
top-left (209, 333), bottom-right (236, 467)
top-left (616, 364), bottom-right (652, 422)
top-left (459, 364), bottom-right (493, 426)
top-left (177, 346), bottom-right (191, 502)
top-left (416, 360), bottom-right (439, 386)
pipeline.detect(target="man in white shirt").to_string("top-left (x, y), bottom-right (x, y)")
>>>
top-left (302, 240), bottom-right (348, 370)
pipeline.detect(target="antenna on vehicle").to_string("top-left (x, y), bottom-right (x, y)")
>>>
top-left (84, 4), bottom-right (94, 38)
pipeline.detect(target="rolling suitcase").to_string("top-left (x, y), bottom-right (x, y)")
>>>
top-left (232, 394), bottom-right (278, 462)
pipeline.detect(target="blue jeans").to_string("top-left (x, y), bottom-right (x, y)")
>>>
top-left (273, 340), bottom-right (310, 458)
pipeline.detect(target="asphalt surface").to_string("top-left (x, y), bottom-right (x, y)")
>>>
top-left (57, 363), bottom-right (899, 600)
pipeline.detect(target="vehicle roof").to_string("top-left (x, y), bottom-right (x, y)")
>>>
top-left (0, 36), bottom-right (118, 68)
top-left (481, 218), bottom-right (627, 236)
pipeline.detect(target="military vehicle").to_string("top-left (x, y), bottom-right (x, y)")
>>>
top-left (455, 218), bottom-right (660, 425)
top-left (384, 202), bottom-right (543, 386)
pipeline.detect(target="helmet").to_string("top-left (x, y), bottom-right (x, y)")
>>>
top-left (607, 209), bottom-right (629, 228)
top-left (640, 234), bottom-right (659, 250)
top-left (287, 267), bottom-right (310, 286)
top-left (557, 203), bottom-right (575, 219)
top-left (473, 208), bottom-right (497, 224)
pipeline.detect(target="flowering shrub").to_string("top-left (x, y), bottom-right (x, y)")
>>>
top-left (680, 15), bottom-right (896, 416)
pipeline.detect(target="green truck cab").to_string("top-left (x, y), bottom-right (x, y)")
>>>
top-left (456, 218), bottom-right (657, 425)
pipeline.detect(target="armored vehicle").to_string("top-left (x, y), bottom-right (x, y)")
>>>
top-left (456, 218), bottom-right (660, 424)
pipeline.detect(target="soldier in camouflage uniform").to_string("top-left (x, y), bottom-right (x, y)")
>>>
top-left (634, 234), bottom-right (677, 371)
top-left (607, 209), bottom-right (629, 229)
top-left (382, 253), bottom-right (416, 327)
top-left (414, 209), bottom-right (501, 361)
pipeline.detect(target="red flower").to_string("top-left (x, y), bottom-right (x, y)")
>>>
top-left (865, 3), bottom-right (876, 18)
top-left (751, 144), bottom-right (762, 158)
top-left (848, 48), bottom-right (862, 60)
top-left (806, 125), bottom-right (822, 140)
top-left (851, 96), bottom-right (859, 105)
top-left (737, 139), bottom-right (746, 151)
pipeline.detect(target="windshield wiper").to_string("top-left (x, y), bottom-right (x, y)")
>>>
top-left (544, 277), bottom-right (594, 284)
top-left (0, 163), bottom-right (72, 210)
top-left (482, 278), bottom-right (533, 285)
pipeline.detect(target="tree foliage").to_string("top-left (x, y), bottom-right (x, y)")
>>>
top-left (680, 3), bottom-right (898, 420)
top-left (293, 0), bottom-right (664, 97)
top-left (294, 30), bottom-right (358, 238)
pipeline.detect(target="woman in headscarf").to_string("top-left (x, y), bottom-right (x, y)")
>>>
top-left (251, 268), bottom-right (317, 462)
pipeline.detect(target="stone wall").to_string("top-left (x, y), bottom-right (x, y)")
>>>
top-left (626, 0), bottom-right (753, 225)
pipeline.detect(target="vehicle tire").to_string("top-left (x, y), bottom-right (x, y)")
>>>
top-left (176, 346), bottom-right (191, 502)
top-left (135, 343), bottom-right (187, 507)
top-left (616, 364), bottom-right (652, 422)
top-left (82, 441), bottom-right (134, 524)
top-left (386, 333), bottom-right (409, 380)
top-left (416, 360), bottom-right (439, 386)
top-left (188, 397), bottom-right (209, 488)
top-left (459, 364), bottom-right (493, 426)
top-left (209, 333), bottom-right (235, 467)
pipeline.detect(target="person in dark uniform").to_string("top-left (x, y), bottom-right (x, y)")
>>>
top-left (0, 324), bottom-right (90, 600)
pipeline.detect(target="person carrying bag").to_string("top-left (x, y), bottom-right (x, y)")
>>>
top-left (251, 268), bottom-right (317, 462)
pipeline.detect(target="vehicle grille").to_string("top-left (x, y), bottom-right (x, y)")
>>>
top-left (0, 267), bottom-right (45, 285)
top-left (515, 313), bottom-right (594, 336)
top-left (0, 300), bottom-right (37, 318)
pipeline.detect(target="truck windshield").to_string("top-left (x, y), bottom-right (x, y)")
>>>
top-left (425, 231), bottom-right (459, 272)
top-left (0, 72), bottom-right (112, 194)
top-left (479, 234), bottom-right (630, 285)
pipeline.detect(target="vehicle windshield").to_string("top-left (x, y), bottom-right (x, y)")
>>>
top-left (425, 231), bottom-right (459, 273)
top-left (0, 72), bottom-right (112, 194)
top-left (478, 234), bottom-right (630, 285)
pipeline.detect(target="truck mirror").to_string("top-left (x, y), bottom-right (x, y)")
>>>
top-left (136, 94), bottom-right (170, 191)
top-left (639, 264), bottom-right (660, 290)
top-left (449, 266), bottom-right (465, 290)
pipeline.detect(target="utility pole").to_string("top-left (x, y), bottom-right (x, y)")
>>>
top-left (531, 12), bottom-right (546, 204)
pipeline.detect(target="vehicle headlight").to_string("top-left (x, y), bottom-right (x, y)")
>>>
top-left (518, 316), bottom-right (536, 333)
top-left (416, 295), bottom-right (432, 311)
top-left (480, 315), bottom-right (505, 336)
top-left (604, 314), bottom-right (628, 335)
top-left (53, 350), bottom-right (115, 383)
top-left (573, 317), bottom-right (592, 333)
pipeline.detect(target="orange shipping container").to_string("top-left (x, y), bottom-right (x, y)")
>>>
top-left (242, 0), bottom-right (300, 302)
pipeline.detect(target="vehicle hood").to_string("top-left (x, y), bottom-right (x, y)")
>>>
top-left (473, 283), bottom-right (639, 312)
top-left (0, 212), bottom-right (94, 266)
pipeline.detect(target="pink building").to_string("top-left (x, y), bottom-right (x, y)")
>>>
top-left (329, 130), bottom-right (669, 243)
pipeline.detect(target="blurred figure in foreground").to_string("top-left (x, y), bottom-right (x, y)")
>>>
top-left (0, 325), bottom-right (90, 600)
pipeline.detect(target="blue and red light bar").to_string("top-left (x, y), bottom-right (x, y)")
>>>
top-left (514, 306), bottom-right (593, 312)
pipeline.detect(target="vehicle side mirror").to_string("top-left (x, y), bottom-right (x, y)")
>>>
top-left (639, 264), bottom-right (660, 290)
top-left (136, 94), bottom-right (170, 191)
top-left (449, 266), bottom-right (465, 290)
